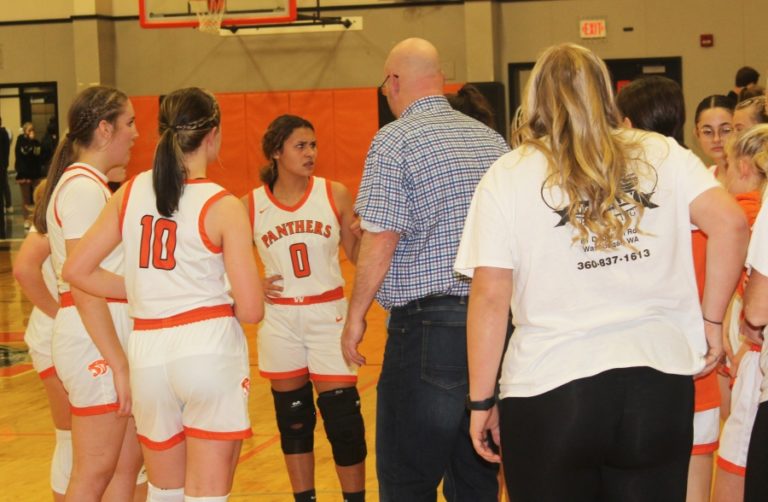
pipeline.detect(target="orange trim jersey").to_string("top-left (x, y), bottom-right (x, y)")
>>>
top-left (735, 191), bottom-right (762, 297)
top-left (691, 225), bottom-right (720, 411)
top-left (46, 163), bottom-right (123, 294)
top-left (120, 171), bottom-right (233, 319)
top-left (250, 176), bottom-right (343, 300)
top-left (691, 190), bottom-right (762, 411)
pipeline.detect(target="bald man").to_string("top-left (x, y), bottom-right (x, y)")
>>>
top-left (342, 38), bottom-right (510, 501)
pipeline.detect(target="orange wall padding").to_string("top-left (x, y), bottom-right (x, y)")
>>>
top-left (444, 82), bottom-right (463, 94)
top-left (125, 84), bottom-right (464, 199)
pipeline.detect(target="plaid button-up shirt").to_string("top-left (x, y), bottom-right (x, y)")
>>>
top-left (355, 95), bottom-right (510, 309)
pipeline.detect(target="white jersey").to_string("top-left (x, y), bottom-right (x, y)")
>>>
top-left (25, 253), bottom-right (57, 346)
top-left (27, 225), bottom-right (58, 297)
top-left (23, 226), bottom-right (58, 375)
top-left (746, 200), bottom-right (768, 403)
top-left (27, 225), bottom-right (57, 313)
top-left (120, 171), bottom-right (233, 319)
top-left (249, 176), bottom-right (343, 300)
top-left (46, 163), bottom-right (123, 294)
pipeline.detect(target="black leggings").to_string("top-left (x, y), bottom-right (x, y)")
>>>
top-left (745, 401), bottom-right (768, 501)
top-left (500, 367), bottom-right (693, 502)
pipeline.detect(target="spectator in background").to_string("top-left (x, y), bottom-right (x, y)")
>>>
top-left (447, 83), bottom-right (513, 501)
top-left (40, 117), bottom-right (59, 176)
top-left (729, 66), bottom-right (761, 103)
top-left (447, 84), bottom-right (497, 131)
top-left (0, 115), bottom-right (11, 213)
top-left (740, 85), bottom-right (766, 103)
top-left (15, 121), bottom-right (44, 227)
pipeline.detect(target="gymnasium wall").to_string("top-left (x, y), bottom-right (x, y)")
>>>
top-left (126, 89), bottom-right (382, 198)
top-left (126, 82), bottom-right (463, 198)
top-left (0, 22), bottom-right (77, 113)
top-left (111, 5), bottom-right (467, 95)
top-left (497, 0), bottom-right (768, 150)
top-left (2, 0), bottom-right (768, 173)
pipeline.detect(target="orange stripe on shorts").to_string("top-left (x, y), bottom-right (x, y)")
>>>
top-left (133, 304), bottom-right (234, 330)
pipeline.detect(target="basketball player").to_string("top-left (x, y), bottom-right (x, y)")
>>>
top-left (15, 182), bottom-right (148, 501)
top-left (245, 115), bottom-right (365, 502)
top-left (34, 85), bottom-right (143, 502)
top-left (13, 202), bottom-right (69, 501)
top-left (64, 87), bottom-right (263, 502)
top-left (712, 126), bottom-right (767, 502)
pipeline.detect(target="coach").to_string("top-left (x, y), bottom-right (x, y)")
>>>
top-left (341, 37), bottom-right (509, 501)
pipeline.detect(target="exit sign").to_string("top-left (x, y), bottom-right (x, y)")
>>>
top-left (580, 19), bottom-right (607, 39)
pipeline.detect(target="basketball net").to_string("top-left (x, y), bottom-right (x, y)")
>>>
top-left (189, 0), bottom-right (225, 35)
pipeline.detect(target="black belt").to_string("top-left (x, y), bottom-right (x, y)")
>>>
top-left (391, 294), bottom-right (468, 313)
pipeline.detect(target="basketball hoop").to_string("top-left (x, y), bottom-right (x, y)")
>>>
top-left (189, 0), bottom-right (225, 35)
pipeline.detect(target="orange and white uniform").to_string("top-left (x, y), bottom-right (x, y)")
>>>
top-left (46, 162), bottom-right (130, 416)
top-left (23, 226), bottom-right (58, 378)
top-left (249, 176), bottom-right (355, 382)
top-left (717, 190), bottom-right (762, 476)
top-left (690, 227), bottom-right (722, 454)
top-left (120, 171), bottom-right (251, 450)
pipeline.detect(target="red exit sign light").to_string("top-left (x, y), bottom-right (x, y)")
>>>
top-left (580, 19), bottom-right (607, 39)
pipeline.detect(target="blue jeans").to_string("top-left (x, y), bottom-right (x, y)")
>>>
top-left (376, 296), bottom-right (498, 502)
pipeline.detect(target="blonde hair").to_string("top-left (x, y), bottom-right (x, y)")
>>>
top-left (513, 43), bottom-right (646, 249)
top-left (735, 96), bottom-right (768, 126)
top-left (727, 124), bottom-right (768, 193)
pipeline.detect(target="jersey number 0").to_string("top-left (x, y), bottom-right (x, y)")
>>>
top-left (289, 242), bottom-right (311, 278)
top-left (139, 215), bottom-right (178, 270)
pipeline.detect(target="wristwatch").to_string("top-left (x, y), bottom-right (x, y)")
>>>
top-left (466, 394), bottom-right (496, 411)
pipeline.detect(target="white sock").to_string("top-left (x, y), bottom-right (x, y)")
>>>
top-left (148, 482), bottom-right (185, 502)
top-left (50, 429), bottom-right (72, 495)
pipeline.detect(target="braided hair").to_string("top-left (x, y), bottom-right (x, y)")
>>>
top-left (34, 86), bottom-right (128, 233)
top-left (153, 88), bottom-right (220, 216)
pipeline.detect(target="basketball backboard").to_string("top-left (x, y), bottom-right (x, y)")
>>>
top-left (139, 0), bottom-right (297, 29)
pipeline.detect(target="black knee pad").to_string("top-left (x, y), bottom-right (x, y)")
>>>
top-left (316, 386), bottom-right (367, 466)
top-left (272, 382), bottom-right (316, 455)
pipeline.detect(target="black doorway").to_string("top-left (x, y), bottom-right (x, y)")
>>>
top-left (508, 56), bottom-right (683, 125)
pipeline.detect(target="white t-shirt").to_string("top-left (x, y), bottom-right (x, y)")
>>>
top-left (455, 130), bottom-right (719, 398)
top-left (746, 202), bottom-right (768, 403)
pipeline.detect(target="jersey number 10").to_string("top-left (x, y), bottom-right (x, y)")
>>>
top-left (139, 215), bottom-right (178, 270)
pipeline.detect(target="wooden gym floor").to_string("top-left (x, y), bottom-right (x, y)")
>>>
top-left (0, 208), bottom-right (394, 500)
